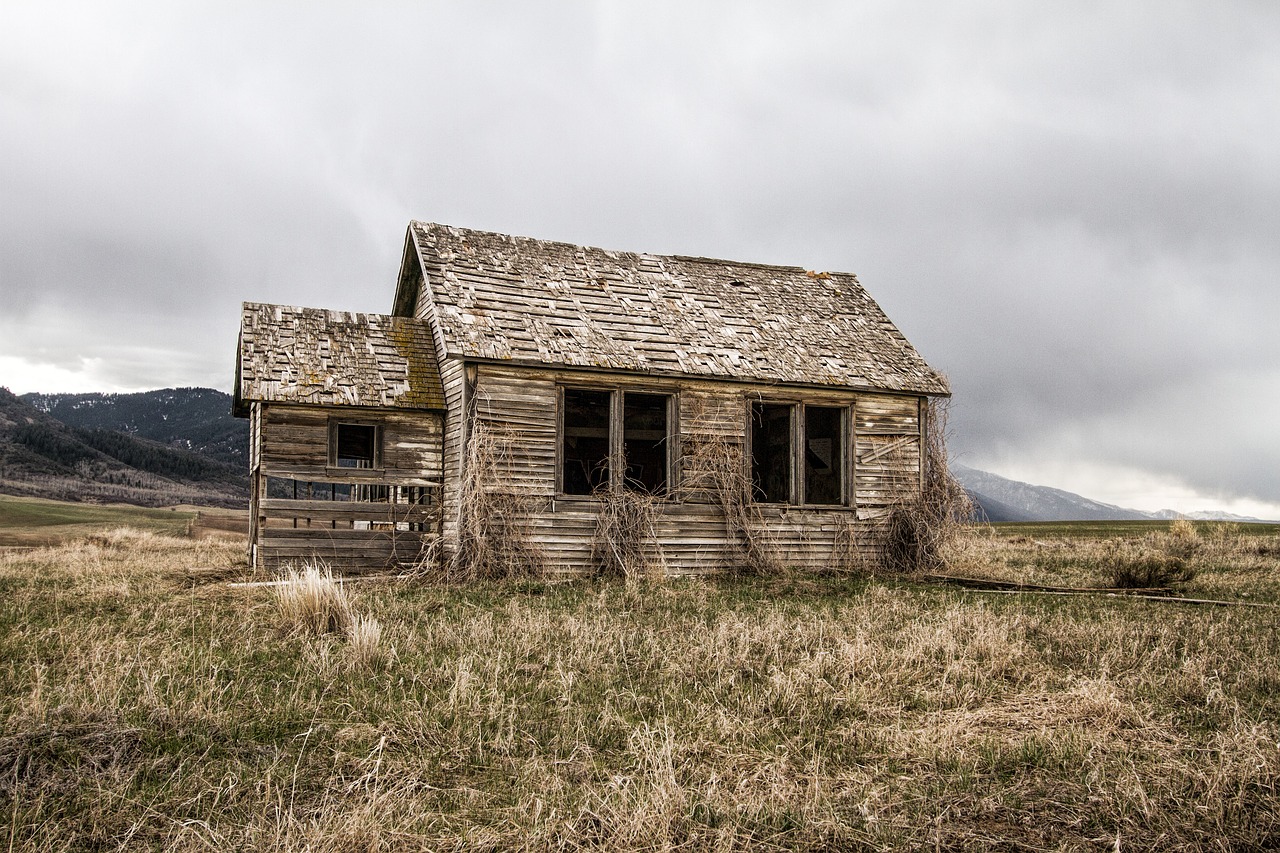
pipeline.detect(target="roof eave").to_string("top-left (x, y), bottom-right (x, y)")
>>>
top-left (448, 352), bottom-right (949, 397)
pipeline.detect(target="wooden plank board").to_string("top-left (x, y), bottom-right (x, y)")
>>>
top-left (260, 499), bottom-right (439, 525)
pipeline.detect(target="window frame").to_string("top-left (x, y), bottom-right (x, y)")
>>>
top-left (328, 419), bottom-right (384, 472)
top-left (748, 400), bottom-right (796, 504)
top-left (557, 385), bottom-right (678, 497)
top-left (802, 403), bottom-right (848, 507)
top-left (560, 388), bottom-right (613, 496)
top-left (747, 398), bottom-right (853, 508)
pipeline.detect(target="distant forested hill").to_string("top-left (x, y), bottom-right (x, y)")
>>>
top-left (0, 387), bottom-right (246, 507)
top-left (22, 388), bottom-right (247, 468)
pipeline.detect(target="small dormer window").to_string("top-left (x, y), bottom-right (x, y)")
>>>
top-left (332, 421), bottom-right (381, 469)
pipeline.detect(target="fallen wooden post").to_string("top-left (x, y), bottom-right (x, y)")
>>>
top-left (922, 574), bottom-right (1172, 596)
top-left (922, 575), bottom-right (1280, 609)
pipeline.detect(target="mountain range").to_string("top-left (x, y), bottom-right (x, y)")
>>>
top-left (0, 387), bottom-right (247, 508)
top-left (0, 386), bottom-right (1268, 520)
top-left (954, 464), bottom-right (1272, 524)
top-left (22, 388), bottom-right (247, 468)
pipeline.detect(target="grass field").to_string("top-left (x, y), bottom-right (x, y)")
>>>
top-left (0, 494), bottom-right (196, 546)
top-left (984, 519), bottom-right (1280, 541)
top-left (954, 519), bottom-right (1280, 604)
top-left (1, 518), bottom-right (1278, 850)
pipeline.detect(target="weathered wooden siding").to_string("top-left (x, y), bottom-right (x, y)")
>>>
top-left (258, 404), bottom-right (442, 482)
top-left (437, 357), bottom-right (466, 561)
top-left (247, 402), bottom-right (263, 565)
top-left (249, 403), bottom-right (262, 473)
top-left (254, 528), bottom-right (435, 568)
top-left (855, 394), bottom-right (920, 434)
top-left (251, 403), bottom-right (443, 572)
top-left (854, 395), bottom-right (922, 515)
top-left (461, 363), bottom-right (924, 576)
top-left (469, 368), bottom-right (558, 496)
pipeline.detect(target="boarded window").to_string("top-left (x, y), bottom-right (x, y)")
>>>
top-left (333, 423), bottom-right (380, 468)
top-left (623, 393), bottom-right (669, 494)
top-left (804, 406), bottom-right (843, 505)
top-left (563, 389), bottom-right (611, 494)
top-left (751, 403), bottom-right (792, 503)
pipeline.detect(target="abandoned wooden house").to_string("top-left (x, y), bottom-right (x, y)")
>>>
top-left (233, 221), bottom-right (949, 574)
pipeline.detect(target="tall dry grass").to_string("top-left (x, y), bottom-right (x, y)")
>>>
top-left (951, 519), bottom-right (1278, 600)
top-left (1, 524), bottom-right (1278, 850)
top-left (273, 564), bottom-right (355, 635)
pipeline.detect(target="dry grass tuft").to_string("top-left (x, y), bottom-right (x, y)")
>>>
top-left (1101, 541), bottom-right (1196, 589)
top-left (345, 614), bottom-right (390, 671)
top-left (1092, 520), bottom-right (1205, 589)
top-left (85, 526), bottom-right (197, 554)
top-left (1161, 516), bottom-right (1204, 559)
top-left (274, 564), bottom-right (355, 635)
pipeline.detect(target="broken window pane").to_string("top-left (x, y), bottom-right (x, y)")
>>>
top-left (805, 406), bottom-right (843, 505)
top-left (751, 403), bottom-right (792, 502)
top-left (563, 389), bottom-right (611, 494)
top-left (335, 423), bottom-right (379, 468)
top-left (623, 393), bottom-right (669, 494)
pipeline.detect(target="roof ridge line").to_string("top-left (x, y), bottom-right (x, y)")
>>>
top-left (410, 221), bottom-right (855, 278)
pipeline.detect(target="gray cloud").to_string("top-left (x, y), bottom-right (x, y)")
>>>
top-left (2, 1), bottom-right (1277, 511)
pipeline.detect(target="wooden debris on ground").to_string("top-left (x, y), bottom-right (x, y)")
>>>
top-left (922, 574), bottom-right (1280, 608)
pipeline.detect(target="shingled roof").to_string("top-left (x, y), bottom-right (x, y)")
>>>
top-left (394, 222), bottom-right (948, 395)
top-left (234, 303), bottom-right (445, 415)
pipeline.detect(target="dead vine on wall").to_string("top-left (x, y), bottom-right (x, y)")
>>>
top-left (444, 421), bottom-right (545, 581)
top-left (882, 396), bottom-right (971, 574)
top-left (591, 486), bottom-right (664, 580)
top-left (680, 410), bottom-right (783, 576)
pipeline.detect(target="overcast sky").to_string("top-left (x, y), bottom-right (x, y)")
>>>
top-left (2, 1), bottom-right (1277, 518)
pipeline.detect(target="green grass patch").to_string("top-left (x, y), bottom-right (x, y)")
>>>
top-left (0, 494), bottom-right (194, 545)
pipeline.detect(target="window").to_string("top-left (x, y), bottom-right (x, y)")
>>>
top-left (563, 389), bottom-right (611, 494)
top-left (561, 388), bottom-right (673, 495)
top-left (623, 393), bottom-right (669, 493)
top-left (750, 402), bottom-right (846, 505)
top-left (804, 406), bottom-right (844, 505)
top-left (332, 422), bottom-right (381, 469)
top-left (750, 403), bottom-right (792, 502)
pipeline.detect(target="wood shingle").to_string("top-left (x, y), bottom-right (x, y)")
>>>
top-left (234, 303), bottom-right (445, 414)
top-left (395, 221), bottom-right (949, 396)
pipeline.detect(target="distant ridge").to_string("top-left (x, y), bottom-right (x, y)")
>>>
top-left (21, 388), bottom-right (247, 468)
top-left (0, 387), bottom-right (246, 508)
top-left (954, 464), bottom-right (1274, 524)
